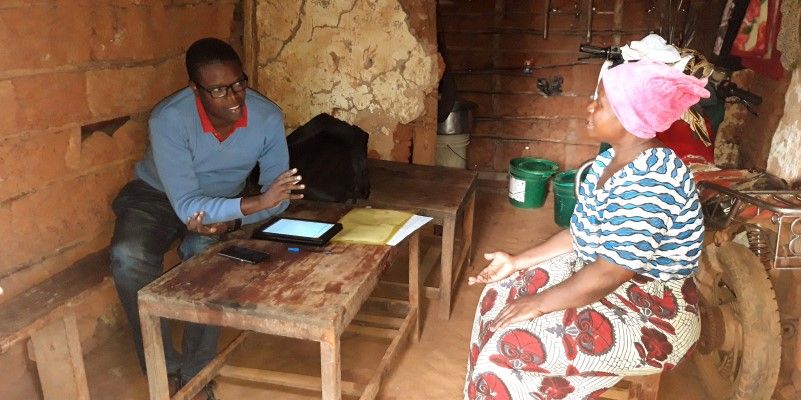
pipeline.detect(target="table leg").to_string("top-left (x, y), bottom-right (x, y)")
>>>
top-left (140, 309), bottom-right (169, 400)
top-left (320, 332), bottom-right (341, 400)
top-left (439, 216), bottom-right (456, 320)
top-left (408, 231), bottom-right (421, 341)
top-left (463, 189), bottom-right (476, 267)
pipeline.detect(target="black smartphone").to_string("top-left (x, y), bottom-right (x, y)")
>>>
top-left (217, 245), bottom-right (270, 264)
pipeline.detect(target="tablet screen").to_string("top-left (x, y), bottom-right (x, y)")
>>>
top-left (261, 218), bottom-right (336, 239)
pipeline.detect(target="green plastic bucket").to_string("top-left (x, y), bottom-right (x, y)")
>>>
top-left (508, 157), bottom-right (559, 208)
top-left (552, 169), bottom-right (588, 227)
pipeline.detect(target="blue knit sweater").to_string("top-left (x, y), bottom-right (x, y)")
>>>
top-left (135, 87), bottom-right (289, 225)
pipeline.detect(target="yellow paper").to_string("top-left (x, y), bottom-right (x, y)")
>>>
top-left (332, 208), bottom-right (413, 245)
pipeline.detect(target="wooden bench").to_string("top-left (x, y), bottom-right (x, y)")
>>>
top-left (601, 374), bottom-right (661, 400)
top-left (0, 250), bottom-right (113, 400)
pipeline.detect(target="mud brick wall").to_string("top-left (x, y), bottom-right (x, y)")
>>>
top-left (0, 2), bottom-right (237, 398)
top-left (251, 0), bottom-right (441, 163)
top-left (439, 0), bottom-right (658, 174)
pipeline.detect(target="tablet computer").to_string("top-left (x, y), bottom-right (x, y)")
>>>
top-left (252, 217), bottom-right (342, 246)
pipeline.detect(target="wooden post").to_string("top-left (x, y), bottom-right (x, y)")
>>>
top-left (439, 217), bottom-right (457, 319)
top-left (29, 314), bottom-right (89, 400)
top-left (408, 231), bottom-right (421, 340)
top-left (140, 310), bottom-right (170, 400)
top-left (243, 0), bottom-right (259, 88)
top-left (320, 332), bottom-right (341, 400)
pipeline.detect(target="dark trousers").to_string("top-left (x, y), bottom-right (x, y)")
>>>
top-left (110, 180), bottom-right (220, 380)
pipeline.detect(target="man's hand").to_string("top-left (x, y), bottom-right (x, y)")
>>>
top-left (467, 252), bottom-right (519, 285)
top-left (186, 211), bottom-right (234, 235)
top-left (490, 295), bottom-right (544, 331)
top-left (259, 168), bottom-right (305, 209)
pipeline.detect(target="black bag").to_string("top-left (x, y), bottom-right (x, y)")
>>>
top-left (287, 113), bottom-right (370, 203)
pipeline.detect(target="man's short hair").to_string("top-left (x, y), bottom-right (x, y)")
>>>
top-left (185, 38), bottom-right (242, 83)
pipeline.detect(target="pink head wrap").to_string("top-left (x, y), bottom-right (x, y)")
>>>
top-left (601, 61), bottom-right (710, 139)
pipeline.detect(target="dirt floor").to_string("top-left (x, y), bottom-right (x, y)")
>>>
top-left (83, 190), bottom-right (710, 399)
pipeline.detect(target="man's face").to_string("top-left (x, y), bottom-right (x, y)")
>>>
top-left (191, 61), bottom-right (246, 127)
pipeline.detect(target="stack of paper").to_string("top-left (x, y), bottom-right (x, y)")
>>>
top-left (332, 208), bottom-right (431, 246)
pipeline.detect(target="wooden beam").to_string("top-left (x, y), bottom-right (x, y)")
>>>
top-left (377, 280), bottom-right (439, 300)
top-left (242, 0), bottom-right (258, 88)
top-left (29, 314), bottom-right (89, 400)
top-left (173, 332), bottom-right (248, 400)
top-left (345, 325), bottom-right (398, 340)
top-left (358, 307), bottom-right (417, 400)
top-left (320, 333), bottom-right (341, 400)
top-left (218, 366), bottom-right (364, 397)
top-left (352, 313), bottom-right (405, 329)
top-left (363, 297), bottom-right (410, 318)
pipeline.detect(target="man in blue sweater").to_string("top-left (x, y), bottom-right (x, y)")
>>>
top-left (109, 38), bottom-right (303, 399)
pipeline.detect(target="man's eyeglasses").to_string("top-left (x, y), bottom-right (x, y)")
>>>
top-left (194, 74), bottom-right (249, 99)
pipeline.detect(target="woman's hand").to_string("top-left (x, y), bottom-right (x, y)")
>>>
top-left (260, 168), bottom-right (305, 209)
top-left (468, 252), bottom-right (519, 285)
top-left (490, 296), bottom-right (545, 331)
top-left (186, 211), bottom-right (234, 235)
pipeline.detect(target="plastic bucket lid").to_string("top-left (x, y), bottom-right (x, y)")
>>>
top-left (509, 157), bottom-right (559, 180)
top-left (553, 169), bottom-right (578, 187)
top-left (553, 170), bottom-right (577, 195)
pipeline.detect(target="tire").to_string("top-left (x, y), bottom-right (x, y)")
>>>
top-left (693, 242), bottom-right (782, 400)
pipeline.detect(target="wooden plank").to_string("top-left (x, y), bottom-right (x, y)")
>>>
top-left (344, 325), bottom-right (397, 339)
top-left (358, 307), bottom-right (417, 400)
top-left (173, 332), bottom-right (248, 400)
top-left (242, 0), bottom-right (258, 88)
top-left (0, 250), bottom-right (110, 353)
top-left (408, 231), bottom-right (421, 340)
top-left (363, 297), bottom-right (410, 318)
top-left (141, 312), bottom-right (169, 400)
top-left (365, 159), bottom-right (478, 216)
top-left (320, 333), bottom-right (341, 400)
top-left (439, 216), bottom-right (457, 319)
top-left (462, 188), bottom-right (476, 268)
top-left (218, 366), bottom-right (363, 397)
top-left (29, 314), bottom-right (89, 400)
top-left (352, 313), bottom-right (405, 329)
top-left (377, 245), bottom-right (442, 300)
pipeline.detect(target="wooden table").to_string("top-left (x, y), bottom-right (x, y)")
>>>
top-left (365, 159), bottom-right (477, 319)
top-left (137, 203), bottom-right (423, 400)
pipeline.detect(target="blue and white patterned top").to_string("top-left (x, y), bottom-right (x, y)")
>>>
top-left (569, 147), bottom-right (704, 280)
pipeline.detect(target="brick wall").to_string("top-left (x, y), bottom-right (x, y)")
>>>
top-left (438, 0), bottom-right (658, 175)
top-left (0, 0), bottom-right (237, 302)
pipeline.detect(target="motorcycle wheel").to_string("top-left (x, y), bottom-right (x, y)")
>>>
top-left (693, 242), bottom-right (781, 400)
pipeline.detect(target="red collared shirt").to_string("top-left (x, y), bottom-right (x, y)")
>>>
top-left (194, 96), bottom-right (248, 142)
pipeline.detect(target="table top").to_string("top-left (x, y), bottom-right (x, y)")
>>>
top-left (137, 203), bottom-right (398, 341)
top-left (365, 159), bottom-right (478, 217)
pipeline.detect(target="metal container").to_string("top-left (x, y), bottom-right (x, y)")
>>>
top-left (438, 100), bottom-right (477, 135)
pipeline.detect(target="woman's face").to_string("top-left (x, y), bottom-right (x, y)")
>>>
top-left (586, 83), bottom-right (626, 142)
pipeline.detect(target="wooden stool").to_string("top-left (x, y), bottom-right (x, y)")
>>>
top-left (600, 374), bottom-right (661, 400)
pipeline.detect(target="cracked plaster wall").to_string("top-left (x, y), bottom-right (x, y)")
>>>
top-left (767, 68), bottom-right (801, 183)
top-left (253, 0), bottom-right (440, 161)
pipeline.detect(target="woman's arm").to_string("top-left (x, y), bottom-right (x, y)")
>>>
top-left (490, 257), bottom-right (635, 331)
top-left (468, 229), bottom-right (574, 285)
top-left (511, 229), bottom-right (574, 271)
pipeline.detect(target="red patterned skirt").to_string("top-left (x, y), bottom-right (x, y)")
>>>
top-left (465, 252), bottom-right (701, 400)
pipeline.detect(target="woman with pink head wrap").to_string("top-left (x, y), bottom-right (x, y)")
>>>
top-left (464, 62), bottom-right (707, 399)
